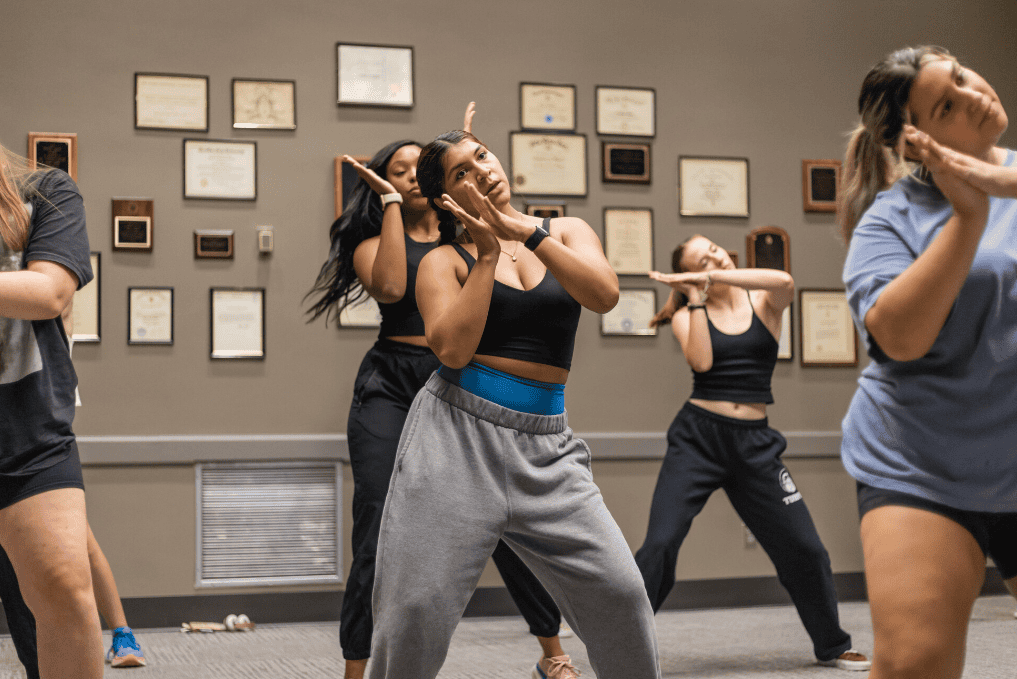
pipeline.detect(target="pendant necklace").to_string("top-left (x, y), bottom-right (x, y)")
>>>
top-left (500, 240), bottom-right (520, 262)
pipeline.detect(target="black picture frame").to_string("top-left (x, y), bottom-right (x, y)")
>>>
top-left (509, 131), bottom-right (588, 197)
top-left (678, 155), bottom-right (750, 218)
top-left (799, 289), bottom-right (858, 368)
top-left (336, 42), bottom-right (415, 108)
top-left (194, 230), bottom-right (235, 259)
top-left (595, 85), bottom-right (656, 137)
top-left (183, 139), bottom-right (257, 201)
top-left (134, 72), bottom-right (209, 132)
top-left (519, 82), bottom-right (577, 131)
top-left (128, 287), bottom-right (174, 346)
top-left (602, 141), bottom-right (651, 183)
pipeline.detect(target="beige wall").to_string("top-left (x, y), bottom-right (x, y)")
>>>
top-left (7, 0), bottom-right (1017, 598)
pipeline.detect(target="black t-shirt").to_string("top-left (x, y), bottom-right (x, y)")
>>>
top-left (0, 170), bottom-right (92, 475)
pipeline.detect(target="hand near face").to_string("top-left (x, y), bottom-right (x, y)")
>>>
top-left (343, 155), bottom-right (396, 197)
top-left (456, 181), bottom-right (531, 242)
top-left (904, 125), bottom-right (1017, 199)
top-left (440, 191), bottom-right (501, 259)
top-left (648, 270), bottom-right (708, 294)
top-left (463, 101), bottom-right (476, 134)
top-left (903, 127), bottom-right (990, 217)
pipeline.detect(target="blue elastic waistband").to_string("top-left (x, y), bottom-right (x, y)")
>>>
top-left (437, 362), bottom-right (565, 415)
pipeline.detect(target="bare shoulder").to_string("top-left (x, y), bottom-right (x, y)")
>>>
top-left (548, 216), bottom-right (590, 236)
top-left (420, 243), bottom-right (469, 277)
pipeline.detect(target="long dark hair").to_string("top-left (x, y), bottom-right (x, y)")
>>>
top-left (839, 45), bottom-right (953, 242)
top-left (417, 130), bottom-right (484, 245)
top-left (305, 140), bottom-right (421, 325)
top-left (648, 235), bottom-right (698, 328)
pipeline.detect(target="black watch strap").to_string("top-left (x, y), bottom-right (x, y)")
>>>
top-left (523, 217), bottom-right (551, 251)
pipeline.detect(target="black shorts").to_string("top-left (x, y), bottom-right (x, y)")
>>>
top-left (858, 482), bottom-right (1017, 579)
top-left (0, 443), bottom-right (85, 511)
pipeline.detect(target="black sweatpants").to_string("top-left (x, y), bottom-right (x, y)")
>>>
top-left (634, 402), bottom-right (852, 662)
top-left (341, 339), bottom-right (561, 660)
top-left (0, 545), bottom-right (39, 679)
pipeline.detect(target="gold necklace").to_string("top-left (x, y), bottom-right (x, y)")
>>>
top-left (500, 240), bottom-right (520, 262)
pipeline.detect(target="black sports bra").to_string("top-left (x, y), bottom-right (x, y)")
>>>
top-left (377, 233), bottom-right (440, 338)
top-left (451, 221), bottom-right (582, 370)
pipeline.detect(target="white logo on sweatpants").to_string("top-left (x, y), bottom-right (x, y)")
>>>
top-left (779, 468), bottom-right (801, 505)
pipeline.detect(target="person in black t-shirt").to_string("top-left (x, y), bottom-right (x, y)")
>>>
top-left (0, 144), bottom-right (102, 678)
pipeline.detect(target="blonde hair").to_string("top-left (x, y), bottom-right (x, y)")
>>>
top-left (838, 46), bottom-right (954, 243)
top-left (0, 144), bottom-right (44, 252)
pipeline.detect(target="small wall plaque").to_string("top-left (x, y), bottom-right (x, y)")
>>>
top-left (194, 229), bottom-right (235, 259)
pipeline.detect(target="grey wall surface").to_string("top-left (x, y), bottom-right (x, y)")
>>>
top-left (4, 0), bottom-right (1016, 598)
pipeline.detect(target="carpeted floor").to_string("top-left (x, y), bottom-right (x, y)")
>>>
top-left (0, 596), bottom-right (1013, 678)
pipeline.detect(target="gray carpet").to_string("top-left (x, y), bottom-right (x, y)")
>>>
top-left (0, 596), bottom-right (1013, 678)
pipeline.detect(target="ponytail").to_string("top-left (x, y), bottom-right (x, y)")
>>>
top-left (838, 124), bottom-right (908, 243)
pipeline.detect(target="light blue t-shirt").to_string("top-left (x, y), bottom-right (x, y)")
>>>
top-left (841, 149), bottom-right (1017, 513)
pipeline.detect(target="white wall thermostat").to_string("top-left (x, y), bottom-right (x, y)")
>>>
top-left (256, 225), bottom-right (274, 254)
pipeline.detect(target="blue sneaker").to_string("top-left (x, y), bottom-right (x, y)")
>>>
top-left (106, 626), bottom-right (146, 667)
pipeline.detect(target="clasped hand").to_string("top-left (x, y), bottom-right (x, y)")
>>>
top-left (441, 182), bottom-right (532, 258)
top-left (649, 270), bottom-right (708, 296)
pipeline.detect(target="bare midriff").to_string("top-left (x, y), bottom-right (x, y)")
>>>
top-left (688, 398), bottom-right (766, 420)
top-left (474, 354), bottom-right (569, 385)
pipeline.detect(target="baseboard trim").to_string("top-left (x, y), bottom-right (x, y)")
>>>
top-left (0, 568), bottom-right (1006, 634)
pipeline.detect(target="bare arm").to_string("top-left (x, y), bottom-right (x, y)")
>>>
top-left (866, 129), bottom-right (991, 361)
top-left (663, 280), bottom-right (712, 372)
top-left (345, 155), bottom-right (407, 303)
top-left (0, 260), bottom-right (79, 320)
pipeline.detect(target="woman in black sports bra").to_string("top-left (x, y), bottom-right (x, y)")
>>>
top-left (633, 235), bottom-right (871, 672)
top-left (306, 109), bottom-right (569, 679)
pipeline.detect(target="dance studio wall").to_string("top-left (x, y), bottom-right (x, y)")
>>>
top-left (4, 0), bottom-right (1014, 602)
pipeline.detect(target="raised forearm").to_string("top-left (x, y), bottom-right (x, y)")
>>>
top-left (368, 204), bottom-right (409, 301)
top-left (866, 211), bottom-right (985, 361)
top-left (427, 257), bottom-right (497, 368)
top-left (0, 270), bottom-right (72, 320)
top-left (707, 268), bottom-right (793, 293)
top-left (533, 238), bottom-right (619, 313)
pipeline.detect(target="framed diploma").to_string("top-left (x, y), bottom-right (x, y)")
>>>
top-left (134, 73), bottom-right (209, 131)
top-left (111, 198), bottom-right (154, 251)
top-left (604, 208), bottom-right (653, 276)
top-left (71, 252), bottom-right (100, 343)
top-left (339, 295), bottom-right (382, 328)
top-left (183, 139), bottom-right (257, 201)
top-left (595, 86), bottom-right (655, 137)
top-left (745, 226), bottom-right (790, 273)
top-left (601, 289), bottom-right (657, 336)
top-left (27, 132), bottom-right (77, 181)
top-left (602, 142), bottom-right (650, 184)
top-left (232, 78), bottom-right (296, 130)
top-left (678, 156), bottom-right (749, 218)
top-left (799, 289), bottom-right (857, 367)
top-left (194, 229), bottom-right (235, 259)
top-left (778, 305), bottom-right (793, 361)
top-left (802, 159), bottom-right (841, 212)
top-left (519, 82), bottom-right (576, 131)
top-left (128, 287), bottom-right (174, 345)
top-left (334, 155), bottom-right (370, 219)
top-left (525, 203), bottom-right (566, 219)
top-left (210, 288), bottom-right (265, 359)
top-left (509, 132), bottom-right (587, 197)
top-left (336, 42), bottom-right (414, 108)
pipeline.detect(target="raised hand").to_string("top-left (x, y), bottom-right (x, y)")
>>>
top-left (902, 127), bottom-right (990, 217)
top-left (459, 182), bottom-right (532, 242)
top-left (648, 270), bottom-right (707, 290)
top-left (463, 101), bottom-right (476, 134)
top-left (440, 191), bottom-right (500, 259)
top-left (904, 126), bottom-right (1015, 197)
top-left (343, 155), bottom-right (397, 197)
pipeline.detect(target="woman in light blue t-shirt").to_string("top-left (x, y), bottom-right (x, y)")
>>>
top-left (840, 45), bottom-right (1017, 679)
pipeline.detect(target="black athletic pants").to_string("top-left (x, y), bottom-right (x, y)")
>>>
top-left (634, 402), bottom-right (852, 662)
top-left (342, 340), bottom-right (561, 660)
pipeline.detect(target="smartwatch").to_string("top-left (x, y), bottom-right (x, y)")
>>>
top-left (523, 220), bottom-right (550, 251)
top-left (380, 193), bottom-right (403, 207)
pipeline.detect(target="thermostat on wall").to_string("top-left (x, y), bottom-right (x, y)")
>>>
top-left (256, 225), bottom-right (274, 254)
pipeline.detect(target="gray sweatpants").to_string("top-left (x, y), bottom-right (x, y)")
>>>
top-left (369, 372), bottom-right (660, 679)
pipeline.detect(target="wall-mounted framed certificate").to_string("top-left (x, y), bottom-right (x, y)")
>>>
top-left (778, 305), bottom-right (793, 361)
top-left (336, 42), bottom-right (414, 108)
top-left (183, 139), bottom-right (257, 201)
top-left (194, 229), bottom-right (235, 259)
top-left (802, 159), bottom-right (841, 212)
top-left (232, 78), bottom-right (296, 130)
top-left (111, 198), bottom-right (154, 252)
top-left (71, 252), bottom-right (100, 343)
top-left (134, 72), bottom-right (209, 131)
top-left (799, 289), bottom-right (857, 367)
top-left (210, 287), bottom-right (265, 359)
top-left (602, 141), bottom-right (650, 183)
top-left (339, 295), bottom-right (382, 328)
top-left (595, 86), bottom-right (655, 137)
top-left (678, 155), bottom-right (749, 218)
top-left (27, 132), bottom-right (77, 181)
top-left (519, 82), bottom-right (576, 131)
top-left (509, 132), bottom-right (587, 197)
top-left (128, 287), bottom-right (174, 345)
top-left (601, 289), bottom-right (657, 336)
top-left (604, 207), bottom-right (653, 275)
top-left (334, 155), bottom-right (371, 219)
top-left (745, 225), bottom-right (790, 273)
top-left (524, 203), bottom-right (566, 219)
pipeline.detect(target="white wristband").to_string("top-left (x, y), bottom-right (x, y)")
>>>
top-left (380, 193), bottom-right (403, 207)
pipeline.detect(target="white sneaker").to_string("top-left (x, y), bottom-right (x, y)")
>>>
top-left (818, 650), bottom-right (871, 671)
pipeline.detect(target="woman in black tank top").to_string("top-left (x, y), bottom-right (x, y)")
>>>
top-left (633, 235), bottom-right (871, 671)
top-left (305, 109), bottom-right (568, 679)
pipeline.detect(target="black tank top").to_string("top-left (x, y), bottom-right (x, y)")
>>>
top-left (690, 292), bottom-right (777, 404)
top-left (450, 227), bottom-right (582, 371)
top-left (377, 233), bottom-right (440, 338)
